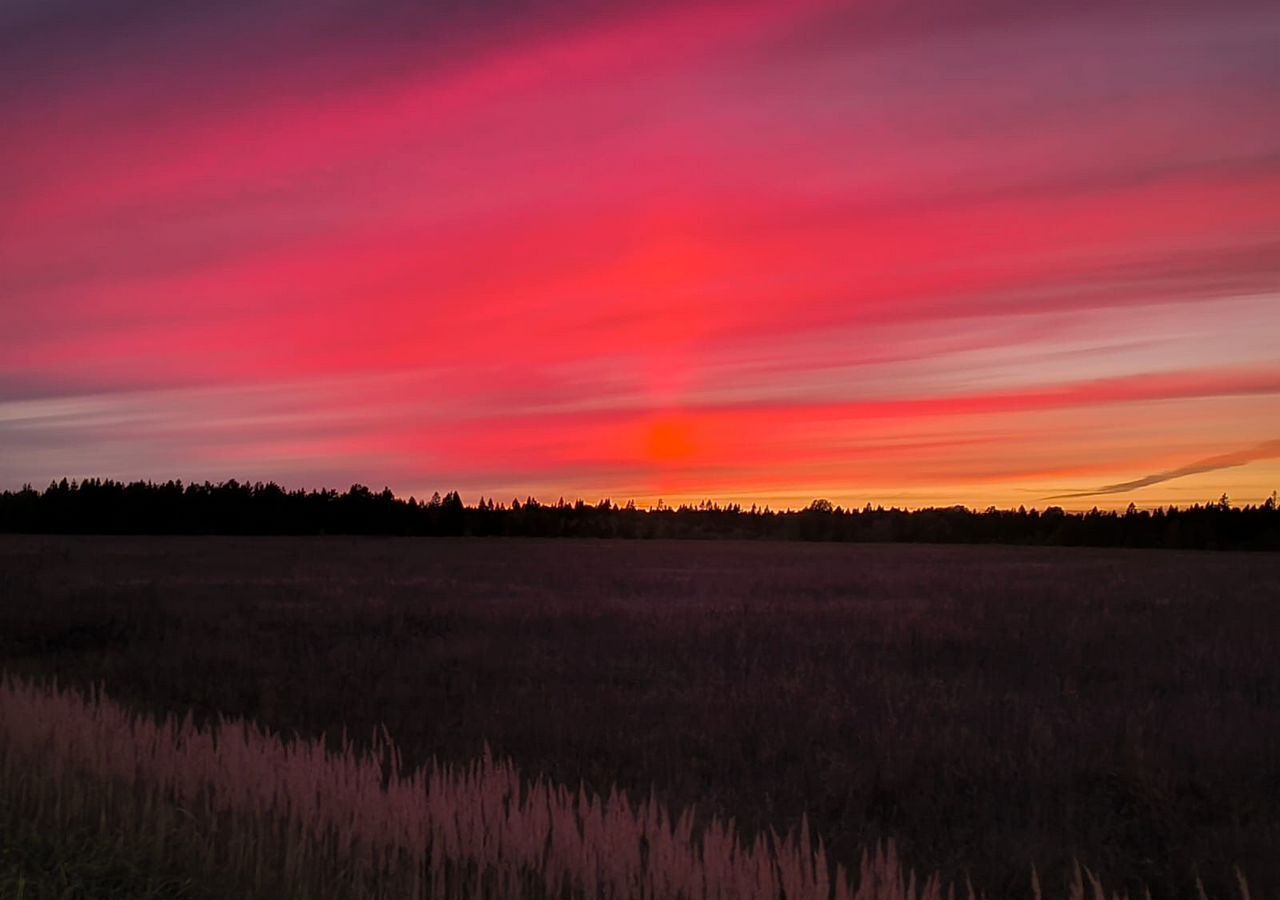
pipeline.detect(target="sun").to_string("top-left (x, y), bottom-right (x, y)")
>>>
top-left (645, 416), bottom-right (696, 464)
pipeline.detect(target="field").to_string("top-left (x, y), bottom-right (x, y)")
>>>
top-left (2, 536), bottom-right (1278, 898)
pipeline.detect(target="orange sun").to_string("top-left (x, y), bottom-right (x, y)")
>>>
top-left (645, 416), bottom-right (696, 464)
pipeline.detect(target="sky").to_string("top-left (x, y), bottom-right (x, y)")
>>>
top-left (2, 0), bottom-right (1278, 510)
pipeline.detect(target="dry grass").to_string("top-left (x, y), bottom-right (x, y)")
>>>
top-left (5, 536), bottom-right (1279, 897)
top-left (0, 674), bottom-right (1256, 900)
top-left (0, 673), bottom-right (936, 900)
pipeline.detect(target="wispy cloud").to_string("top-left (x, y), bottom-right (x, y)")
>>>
top-left (1044, 439), bottom-right (1280, 500)
top-left (2, 0), bottom-right (1279, 504)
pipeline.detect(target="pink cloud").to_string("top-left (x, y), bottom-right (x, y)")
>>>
top-left (3, 1), bottom-right (1279, 507)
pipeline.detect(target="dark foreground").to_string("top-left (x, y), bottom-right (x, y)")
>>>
top-left (2, 536), bottom-right (1278, 898)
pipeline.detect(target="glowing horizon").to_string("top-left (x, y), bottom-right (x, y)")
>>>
top-left (3, 1), bottom-right (1278, 512)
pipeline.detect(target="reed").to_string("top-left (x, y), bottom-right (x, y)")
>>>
top-left (0, 674), bottom-right (1253, 900)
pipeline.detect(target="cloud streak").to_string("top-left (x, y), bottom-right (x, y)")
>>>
top-left (2, 0), bottom-right (1279, 506)
top-left (1045, 440), bottom-right (1280, 500)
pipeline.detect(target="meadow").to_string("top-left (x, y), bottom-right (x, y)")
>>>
top-left (1, 535), bottom-right (1278, 898)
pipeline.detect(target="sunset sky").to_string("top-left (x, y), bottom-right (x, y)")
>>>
top-left (3, 1), bottom-right (1278, 510)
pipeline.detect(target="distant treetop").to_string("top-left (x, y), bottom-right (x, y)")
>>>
top-left (0, 478), bottom-right (1276, 550)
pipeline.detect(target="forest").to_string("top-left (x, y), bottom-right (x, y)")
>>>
top-left (1, 478), bottom-right (1277, 549)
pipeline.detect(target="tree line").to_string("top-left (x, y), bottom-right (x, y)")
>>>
top-left (1, 478), bottom-right (1277, 549)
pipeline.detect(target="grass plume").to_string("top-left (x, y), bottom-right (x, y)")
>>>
top-left (0, 675), bottom-right (1256, 899)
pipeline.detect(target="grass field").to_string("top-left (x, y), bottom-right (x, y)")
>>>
top-left (2, 536), bottom-right (1277, 898)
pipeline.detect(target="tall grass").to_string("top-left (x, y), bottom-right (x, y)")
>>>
top-left (6, 538), bottom-right (1279, 895)
top-left (0, 675), bottom-right (1253, 900)
top-left (0, 673), bottom-right (934, 899)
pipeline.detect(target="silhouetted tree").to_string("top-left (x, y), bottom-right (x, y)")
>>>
top-left (0, 480), bottom-right (1277, 549)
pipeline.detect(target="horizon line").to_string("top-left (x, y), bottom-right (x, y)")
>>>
top-left (7, 476), bottom-right (1276, 516)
